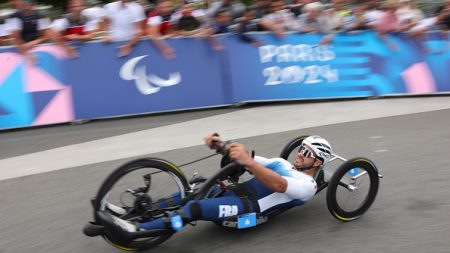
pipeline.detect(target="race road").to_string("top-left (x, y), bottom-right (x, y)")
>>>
top-left (1, 96), bottom-right (449, 253)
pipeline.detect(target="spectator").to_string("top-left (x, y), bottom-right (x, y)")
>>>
top-left (374, 0), bottom-right (402, 51)
top-left (364, 0), bottom-right (383, 29)
top-left (136, 0), bottom-right (153, 31)
top-left (8, 0), bottom-right (22, 10)
top-left (0, 9), bottom-right (14, 45)
top-left (253, 0), bottom-right (270, 19)
top-left (206, 0), bottom-right (245, 20)
top-left (289, 0), bottom-right (314, 18)
top-left (209, 7), bottom-right (232, 34)
top-left (51, 0), bottom-right (96, 42)
top-left (136, 0), bottom-right (153, 15)
top-left (343, 5), bottom-right (369, 32)
top-left (8, 0), bottom-right (51, 56)
top-left (48, 0), bottom-right (97, 58)
top-left (410, 0), bottom-right (450, 53)
top-left (435, 0), bottom-right (450, 32)
top-left (203, 7), bottom-right (231, 50)
top-left (333, 1), bottom-right (353, 31)
top-left (334, 0), bottom-right (352, 18)
top-left (298, 2), bottom-right (322, 33)
top-left (102, 0), bottom-right (146, 57)
top-left (147, 0), bottom-right (176, 36)
top-left (172, 1), bottom-right (206, 36)
top-left (299, 2), bottom-right (340, 45)
top-left (147, 0), bottom-right (176, 59)
top-left (259, 0), bottom-right (301, 38)
top-left (81, 0), bottom-right (107, 33)
top-left (235, 6), bottom-right (261, 47)
top-left (410, 0), bottom-right (450, 34)
top-left (396, 0), bottom-right (425, 32)
top-left (320, 3), bottom-right (344, 33)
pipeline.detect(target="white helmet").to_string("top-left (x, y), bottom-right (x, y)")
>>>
top-left (302, 136), bottom-right (333, 165)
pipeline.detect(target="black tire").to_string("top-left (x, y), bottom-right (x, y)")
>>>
top-left (279, 136), bottom-right (309, 161)
top-left (92, 158), bottom-right (190, 251)
top-left (326, 158), bottom-right (379, 222)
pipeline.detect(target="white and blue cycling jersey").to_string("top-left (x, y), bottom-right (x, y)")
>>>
top-left (246, 156), bottom-right (317, 213)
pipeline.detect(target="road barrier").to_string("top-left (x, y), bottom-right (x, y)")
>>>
top-left (1, 31), bottom-right (449, 129)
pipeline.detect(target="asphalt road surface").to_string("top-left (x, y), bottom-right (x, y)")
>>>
top-left (1, 97), bottom-right (449, 253)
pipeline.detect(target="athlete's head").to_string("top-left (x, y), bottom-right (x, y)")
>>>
top-left (294, 136), bottom-right (332, 171)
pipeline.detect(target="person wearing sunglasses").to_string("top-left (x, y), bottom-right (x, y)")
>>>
top-left (97, 134), bottom-right (333, 237)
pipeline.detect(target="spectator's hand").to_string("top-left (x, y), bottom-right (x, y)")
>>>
top-left (65, 34), bottom-right (85, 41)
top-left (24, 52), bottom-right (38, 65)
top-left (302, 27), bottom-right (318, 33)
top-left (319, 36), bottom-right (333, 45)
top-left (65, 45), bottom-right (79, 59)
top-left (388, 42), bottom-right (398, 51)
top-left (102, 35), bottom-right (113, 43)
top-left (212, 43), bottom-right (225, 51)
top-left (251, 40), bottom-right (262, 47)
top-left (117, 44), bottom-right (133, 58)
top-left (162, 47), bottom-right (176, 59)
top-left (228, 143), bottom-right (253, 166)
top-left (275, 31), bottom-right (286, 39)
top-left (18, 42), bottom-right (33, 54)
top-left (274, 28), bottom-right (286, 39)
top-left (64, 34), bottom-right (77, 41)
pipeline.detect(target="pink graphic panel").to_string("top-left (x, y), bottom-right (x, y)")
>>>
top-left (402, 62), bottom-right (437, 94)
top-left (33, 87), bottom-right (74, 125)
top-left (25, 66), bottom-right (66, 92)
top-left (0, 53), bottom-right (23, 86)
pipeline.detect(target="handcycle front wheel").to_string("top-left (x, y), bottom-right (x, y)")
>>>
top-left (92, 158), bottom-right (190, 251)
top-left (326, 158), bottom-right (379, 222)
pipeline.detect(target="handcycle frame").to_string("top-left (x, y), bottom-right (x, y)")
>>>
top-left (84, 135), bottom-right (382, 251)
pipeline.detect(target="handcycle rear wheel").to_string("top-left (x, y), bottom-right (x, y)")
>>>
top-left (92, 158), bottom-right (190, 251)
top-left (326, 158), bottom-right (379, 222)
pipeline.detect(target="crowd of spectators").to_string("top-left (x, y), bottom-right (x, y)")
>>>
top-left (0, 0), bottom-right (449, 61)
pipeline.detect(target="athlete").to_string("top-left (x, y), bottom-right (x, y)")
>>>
top-left (97, 133), bottom-right (332, 240)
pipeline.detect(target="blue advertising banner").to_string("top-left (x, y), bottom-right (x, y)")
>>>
top-left (67, 38), bottom-right (228, 119)
top-left (1, 32), bottom-right (449, 130)
top-left (224, 31), bottom-right (450, 102)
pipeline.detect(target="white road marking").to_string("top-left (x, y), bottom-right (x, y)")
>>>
top-left (375, 149), bottom-right (389, 153)
top-left (369, 136), bottom-right (384, 139)
top-left (1, 97), bottom-right (450, 181)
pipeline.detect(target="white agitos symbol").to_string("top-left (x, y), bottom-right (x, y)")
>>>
top-left (119, 55), bottom-right (181, 95)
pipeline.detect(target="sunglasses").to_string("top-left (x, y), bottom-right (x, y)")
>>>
top-left (298, 145), bottom-right (316, 159)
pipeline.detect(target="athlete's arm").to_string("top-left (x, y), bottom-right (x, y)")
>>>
top-left (228, 143), bottom-right (288, 193)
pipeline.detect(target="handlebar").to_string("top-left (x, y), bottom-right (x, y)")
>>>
top-left (210, 133), bottom-right (230, 155)
top-left (194, 161), bottom-right (240, 200)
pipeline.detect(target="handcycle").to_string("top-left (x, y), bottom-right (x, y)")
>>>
top-left (83, 135), bottom-right (381, 251)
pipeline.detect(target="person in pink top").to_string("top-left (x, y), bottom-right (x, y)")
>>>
top-left (374, 0), bottom-right (402, 51)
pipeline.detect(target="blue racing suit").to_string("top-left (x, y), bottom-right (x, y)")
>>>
top-left (139, 156), bottom-right (317, 230)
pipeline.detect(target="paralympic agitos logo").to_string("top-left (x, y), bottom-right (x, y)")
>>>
top-left (119, 55), bottom-right (181, 95)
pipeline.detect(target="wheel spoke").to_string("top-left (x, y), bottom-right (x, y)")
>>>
top-left (341, 187), bottom-right (352, 211)
top-left (357, 174), bottom-right (366, 187)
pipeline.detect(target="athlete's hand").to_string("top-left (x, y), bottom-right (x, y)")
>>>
top-left (203, 133), bottom-right (223, 149)
top-left (228, 143), bottom-right (253, 166)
